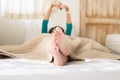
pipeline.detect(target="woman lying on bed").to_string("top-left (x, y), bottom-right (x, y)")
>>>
top-left (0, 3), bottom-right (120, 66)
top-left (41, 3), bottom-right (73, 66)
top-left (0, 3), bottom-right (73, 66)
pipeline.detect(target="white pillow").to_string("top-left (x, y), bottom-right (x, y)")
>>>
top-left (105, 34), bottom-right (120, 54)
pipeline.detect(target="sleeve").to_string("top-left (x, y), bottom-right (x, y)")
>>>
top-left (41, 19), bottom-right (48, 33)
top-left (65, 23), bottom-right (73, 35)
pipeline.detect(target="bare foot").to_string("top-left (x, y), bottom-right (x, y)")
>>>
top-left (48, 39), bottom-right (68, 66)
top-left (53, 27), bottom-right (70, 56)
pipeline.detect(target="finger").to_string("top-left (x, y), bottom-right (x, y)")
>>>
top-left (56, 27), bottom-right (63, 34)
top-left (58, 2), bottom-right (62, 5)
top-left (56, 27), bottom-right (60, 33)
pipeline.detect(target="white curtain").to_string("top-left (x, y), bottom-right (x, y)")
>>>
top-left (0, 0), bottom-right (43, 19)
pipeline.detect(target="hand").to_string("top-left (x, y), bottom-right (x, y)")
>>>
top-left (51, 3), bottom-right (69, 11)
top-left (51, 2), bottom-right (62, 8)
top-left (59, 4), bottom-right (69, 11)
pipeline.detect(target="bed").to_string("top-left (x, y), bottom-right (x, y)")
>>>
top-left (0, 58), bottom-right (120, 80)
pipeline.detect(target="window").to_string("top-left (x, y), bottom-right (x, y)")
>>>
top-left (0, 0), bottom-right (43, 19)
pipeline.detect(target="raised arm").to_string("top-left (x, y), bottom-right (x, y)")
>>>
top-left (65, 6), bottom-right (72, 24)
top-left (42, 3), bottom-right (61, 33)
top-left (65, 6), bottom-right (73, 35)
top-left (60, 4), bottom-right (73, 35)
top-left (42, 5), bottom-right (53, 33)
top-left (44, 5), bottom-right (54, 20)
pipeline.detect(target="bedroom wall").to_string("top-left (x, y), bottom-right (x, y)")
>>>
top-left (0, 19), bottom-right (41, 45)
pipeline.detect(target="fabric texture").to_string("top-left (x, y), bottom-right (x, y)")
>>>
top-left (65, 23), bottom-right (72, 35)
top-left (105, 34), bottom-right (120, 54)
top-left (42, 20), bottom-right (48, 33)
top-left (0, 0), bottom-right (43, 19)
top-left (0, 34), bottom-right (120, 62)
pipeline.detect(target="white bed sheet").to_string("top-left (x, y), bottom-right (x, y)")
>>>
top-left (0, 59), bottom-right (120, 80)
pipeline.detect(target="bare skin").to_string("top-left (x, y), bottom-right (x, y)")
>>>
top-left (53, 27), bottom-right (70, 56)
top-left (44, 3), bottom-right (72, 25)
top-left (44, 3), bottom-right (72, 66)
top-left (48, 39), bottom-right (68, 66)
top-left (48, 27), bottom-right (70, 66)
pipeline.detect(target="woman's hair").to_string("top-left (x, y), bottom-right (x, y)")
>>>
top-left (48, 26), bottom-right (64, 33)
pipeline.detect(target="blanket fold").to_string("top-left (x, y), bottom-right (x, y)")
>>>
top-left (0, 34), bottom-right (120, 62)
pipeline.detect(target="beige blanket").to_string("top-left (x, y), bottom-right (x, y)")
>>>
top-left (0, 33), bottom-right (120, 62)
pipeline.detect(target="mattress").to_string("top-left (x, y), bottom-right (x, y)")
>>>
top-left (0, 59), bottom-right (120, 80)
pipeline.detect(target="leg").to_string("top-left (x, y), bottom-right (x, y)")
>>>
top-left (48, 38), bottom-right (68, 66)
top-left (53, 27), bottom-right (70, 56)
